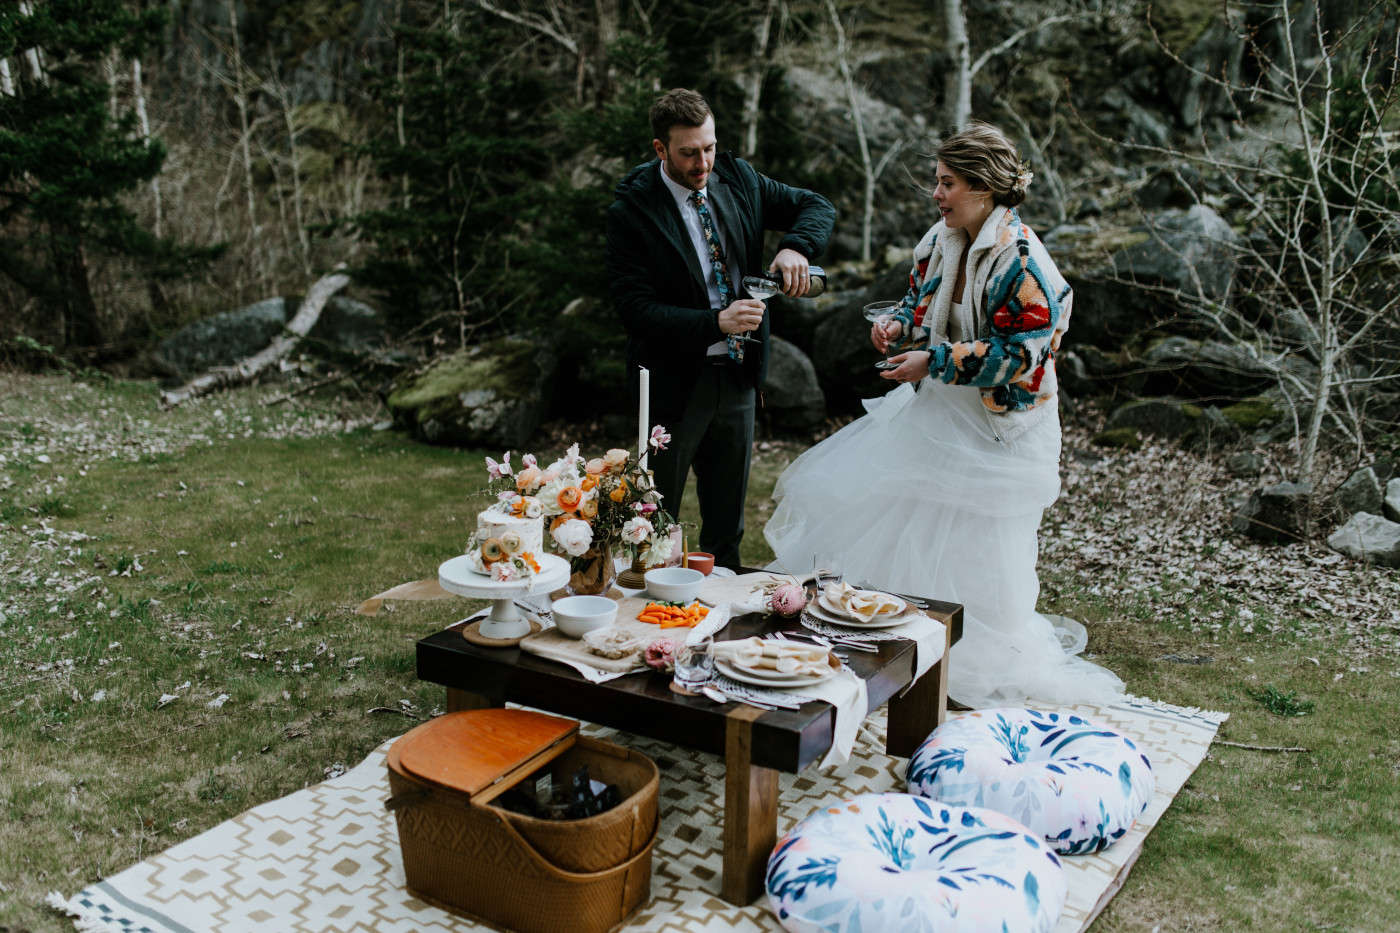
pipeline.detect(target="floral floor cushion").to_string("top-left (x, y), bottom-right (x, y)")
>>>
top-left (766, 792), bottom-right (1066, 933)
top-left (907, 708), bottom-right (1156, 855)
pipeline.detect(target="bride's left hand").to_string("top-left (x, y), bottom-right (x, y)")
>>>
top-left (880, 351), bottom-right (931, 384)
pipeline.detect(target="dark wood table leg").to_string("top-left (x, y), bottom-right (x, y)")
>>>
top-left (445, 687), bottom-right (501, 712)
top-left (885, 614), bottom-right (954, 758)
top-left (721, 706), bottom-right (780, 906)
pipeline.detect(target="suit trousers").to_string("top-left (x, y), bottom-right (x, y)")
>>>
top-left (648, 360), bottom-right (755, 570)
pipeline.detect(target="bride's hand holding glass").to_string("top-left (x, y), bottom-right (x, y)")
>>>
top-left (880, 350), bottom-right (932, 384)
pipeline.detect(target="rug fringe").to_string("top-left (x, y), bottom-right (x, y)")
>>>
top-left (1122, 693), bottom-right (1230, 724)
top-left (46, 892), bottom-right (129, 933)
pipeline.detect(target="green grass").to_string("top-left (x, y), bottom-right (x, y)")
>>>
top-left (2, 374), bottom-right (1398, 931)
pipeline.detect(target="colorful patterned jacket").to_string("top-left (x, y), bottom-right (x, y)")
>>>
top-left (891, 205), bottom-right (1071, 432)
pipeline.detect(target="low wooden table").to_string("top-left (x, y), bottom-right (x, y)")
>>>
top-left (416, 585), bottom-right (963, 905)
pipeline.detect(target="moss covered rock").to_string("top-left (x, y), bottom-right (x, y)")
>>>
top-left (387, 339), bottom-right (555, 448)
top-left (1092, 427), bottom-right (1143, 450)
top-left (1221, 396), bottom-right (1281, 429)
top-left (1105, 397), bottom-right (1201, 440)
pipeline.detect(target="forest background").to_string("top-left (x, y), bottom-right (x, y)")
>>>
top-left (3, 2), bottom-right (1400, 931)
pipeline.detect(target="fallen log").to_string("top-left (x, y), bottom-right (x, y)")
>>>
top-left (160, 268), bottom-right (351, 407)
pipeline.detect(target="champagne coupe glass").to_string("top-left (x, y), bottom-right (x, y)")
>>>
top-left (733, 274), bottom-right (783, 345)
top-left (862, 301), bottom-right (902, 370)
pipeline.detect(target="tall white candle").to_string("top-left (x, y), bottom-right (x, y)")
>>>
top-left (638, 367), bottom-right (650, 471)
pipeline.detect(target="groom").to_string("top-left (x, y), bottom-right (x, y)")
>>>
top-left (605, 88), bottom-right (835, 570)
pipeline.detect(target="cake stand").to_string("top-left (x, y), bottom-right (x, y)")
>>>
top-left (438, 553), bottom-right (570, 640)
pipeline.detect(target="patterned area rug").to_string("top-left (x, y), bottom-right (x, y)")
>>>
top-left (50, 698), bottom-right (1225, 933)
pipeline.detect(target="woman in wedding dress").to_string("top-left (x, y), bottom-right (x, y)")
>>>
top-left (765, 122), bottom-right (1125, 710)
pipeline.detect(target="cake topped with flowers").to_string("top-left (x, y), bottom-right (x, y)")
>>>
top-left (470, 429), bottom-right (678, 587)
top-left (464, 493), bottom-right (545, 580)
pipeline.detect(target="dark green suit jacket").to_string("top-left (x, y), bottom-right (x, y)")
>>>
top-left (606, 152), bottom-right (835, 409)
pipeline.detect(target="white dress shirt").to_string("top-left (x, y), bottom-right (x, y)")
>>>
top-left (659, 163), bottom-right (739, 356)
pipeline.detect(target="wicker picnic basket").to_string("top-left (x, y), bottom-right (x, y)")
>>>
top-left (385, 708), bottom-right (658, 933)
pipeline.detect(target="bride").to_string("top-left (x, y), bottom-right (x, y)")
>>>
top-left (765, 121), bottom-right (1125, 711)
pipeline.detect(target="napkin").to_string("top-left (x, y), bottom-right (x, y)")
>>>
top-left (712, 637), bottom-right (866, 768)
top-left (792, 671), bottom-right (867, 769)
top-left (823, 581), bottom-right (903, 622)
top-left (716, 636), bottom-right (831, 675)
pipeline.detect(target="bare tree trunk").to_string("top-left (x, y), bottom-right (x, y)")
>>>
top-left (826, 0), bottom-right (874, 261)
top-left (132, 58), bottom-right (163, 238)
top-left (395, 0), bottom-right (410, 210)
top-left (741, 0), bottom-right (777, 157)
top-left (227, 0), bottom-right (258, 236)
top-left (945, 0), bottom-right (971, 129)
top-left (0, 58), bottom-right (14, 96)
top-left (160, 269), bottom-right (351, 407)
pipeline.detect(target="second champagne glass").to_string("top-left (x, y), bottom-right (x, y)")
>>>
top-left (862, 301), bottom-right (902, 370)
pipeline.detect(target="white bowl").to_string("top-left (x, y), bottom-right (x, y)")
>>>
top-left (644, 566), bottom-right (705, 603)
top-left (551, 595), bottom-right (619, 639)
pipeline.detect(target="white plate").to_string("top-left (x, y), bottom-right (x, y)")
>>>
top-left (806, 599), bottom-right (911, 630)
top-left (715, 657), bottom-right (838, 689)
top-left (818, 589), bottom-right (907, 622)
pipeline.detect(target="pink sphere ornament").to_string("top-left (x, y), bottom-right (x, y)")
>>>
top-left (769, 581), bottom-right (807, 618)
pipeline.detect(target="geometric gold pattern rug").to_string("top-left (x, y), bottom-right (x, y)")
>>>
top-left (50, 698), bottom-right (1225, 933)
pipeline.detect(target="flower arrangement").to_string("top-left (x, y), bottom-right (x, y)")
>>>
top-left (477, 427), bottom-right (678, 576)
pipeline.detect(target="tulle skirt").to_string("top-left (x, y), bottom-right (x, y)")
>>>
top-left (765, 379), bottom-right (1125, 711)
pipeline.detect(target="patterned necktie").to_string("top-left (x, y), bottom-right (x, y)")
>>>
top-left (689, 190), bottom-right (744, 363)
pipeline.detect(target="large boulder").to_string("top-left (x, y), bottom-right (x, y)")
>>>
top-left (1336, 467), bottom-right (1384, 521)
top-left (1232, 481), bottom-right (1314, 544)
top-left (1105, 397), bottom-right (1202, 441)
top-left (386, 339), bottom-right (555, 448)
top-left (1327, 512), bottom-right (1400, 567)
top-left (761, 337), bottom-right (826, 435)
top-left (1140, 336), bottom-right (1278, 397)
top-left (811, 266), bottom-right (910, 415)
top-left (1112, 206), bottom-right (1247, 306)
top-left (156, 295), bottom-right (385, 377)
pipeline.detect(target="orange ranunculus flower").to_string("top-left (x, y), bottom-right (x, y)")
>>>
top-left (603, 448), bottom-right (630, 473)
top-left (557, 486), bottom-right (583, 512)
top-left (522, 552), bottom-right (541, 572)
top-left (515, 465), bottom-right (541, 493)
top-left (580, 474), bottom-right (597, 492)
top-left (585, 457), bottom-right (607, 476)
top-left (580, 498), bottom-right (598, 520)
top-left (609, 486), bottom-right (627, 503)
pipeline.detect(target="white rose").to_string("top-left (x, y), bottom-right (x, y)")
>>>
top-left (522, 496), bottom-right (543, 520)
top-left (621, 517), bottom-right (652, 545)
top-left (641, 536), bottom-right (673, 565)
top-left (551, 518), bottom-right (594, 557)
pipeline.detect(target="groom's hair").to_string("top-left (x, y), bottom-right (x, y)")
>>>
top-left (650, 89), bottom-right (712, 146)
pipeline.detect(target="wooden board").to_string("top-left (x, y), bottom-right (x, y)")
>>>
top-left (519, 594), bottom-right (711, 673)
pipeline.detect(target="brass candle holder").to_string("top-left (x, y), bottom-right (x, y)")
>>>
top-left (615, 555), bottom-right (650, 590)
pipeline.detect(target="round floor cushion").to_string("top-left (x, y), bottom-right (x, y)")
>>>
top-left (907, 708), bottom-right (1156, 855)
top-left (766, 792), bottom-right (1066, 933)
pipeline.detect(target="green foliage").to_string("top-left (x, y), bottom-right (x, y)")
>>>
top-left (1246, 683), bottom-right (1316, 717)
top-left (0, 0), bottom-right (221, 347)
top-left (349, 5), bottom-right (559, 335)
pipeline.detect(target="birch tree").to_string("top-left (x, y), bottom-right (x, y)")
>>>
top-left (1113, 0), bottom-right (1400, 487)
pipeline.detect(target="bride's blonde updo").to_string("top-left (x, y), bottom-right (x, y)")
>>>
top-left (935, 121), bottom-right (1032, 207)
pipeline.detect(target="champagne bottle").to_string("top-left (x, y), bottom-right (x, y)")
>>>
top-left (746, 266), bottom-right (827, 298)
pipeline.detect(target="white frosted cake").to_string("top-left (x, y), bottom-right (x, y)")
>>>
top-left (466, 496), bottom-right (544, 576)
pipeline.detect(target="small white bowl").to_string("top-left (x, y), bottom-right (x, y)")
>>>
top-left (644, 566), bottom-right (705, 603)
top-left (551, 595), bottom-right (619, 639)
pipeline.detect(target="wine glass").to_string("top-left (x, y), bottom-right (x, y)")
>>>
top-left (863, 301), bottom-right (902, 370)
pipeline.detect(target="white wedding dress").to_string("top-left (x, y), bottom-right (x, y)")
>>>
top-left (764, 376), bottom-right (1126, 711)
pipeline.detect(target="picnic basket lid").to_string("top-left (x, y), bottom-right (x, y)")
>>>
top-left (389, 708), bottom-right (579, 800)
